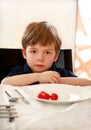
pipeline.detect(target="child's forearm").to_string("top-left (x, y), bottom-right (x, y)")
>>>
top-left (1, 73), bottom-right (39, 86)
top-left (59, 77), bottom-right (91, 86)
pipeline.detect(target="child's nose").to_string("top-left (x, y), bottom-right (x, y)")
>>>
top-left (37, 53), bottom-right (44, 60)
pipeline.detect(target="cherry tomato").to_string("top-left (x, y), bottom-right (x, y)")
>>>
top-left (37, 91), bottom-right (50, 100)
top-left (50, 93), bottom-right (58, 100)
top-left (37, 91), bottom-right (45, 98)
top-left (43, 93), bottom-right (50, 100)
top-left (37, 93), bottom-right (43, 99)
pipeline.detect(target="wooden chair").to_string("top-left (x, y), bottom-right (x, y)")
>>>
top-left (0, 48), bottom-right (73, 82)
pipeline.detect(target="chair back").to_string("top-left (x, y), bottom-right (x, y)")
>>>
top-left (0, 48), bottom-right (73, 82)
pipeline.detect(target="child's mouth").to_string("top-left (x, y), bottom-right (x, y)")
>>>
top-left (35, 64), bottom-right (44, 67)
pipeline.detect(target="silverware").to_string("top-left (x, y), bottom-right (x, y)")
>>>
top-left (0, 105), bottom-right (18, 122)
top-left (5, 91), bottom-right (19, 102)
top-left (14, 89), bottom-right (30, 105)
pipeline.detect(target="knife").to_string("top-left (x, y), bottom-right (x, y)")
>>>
top-left (14, 89), bottom-right (30, 105)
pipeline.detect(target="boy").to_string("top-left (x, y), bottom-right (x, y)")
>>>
top-left (1, 21), bottom-right (91, 86)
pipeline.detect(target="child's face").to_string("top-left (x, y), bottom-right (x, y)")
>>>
top-left (22, 43), bottom-right (59, 73)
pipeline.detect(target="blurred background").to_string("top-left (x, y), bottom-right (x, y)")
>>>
top-left (75, 0), bottom-right (91, 80)
top-left (0, 0), bottom-right (91, 79)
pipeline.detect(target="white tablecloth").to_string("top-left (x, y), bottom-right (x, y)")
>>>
top-left (0, 84), bottom-right (91, 130)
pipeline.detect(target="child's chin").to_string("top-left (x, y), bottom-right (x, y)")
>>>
top-left (34, 69), bottom-right (46, 73)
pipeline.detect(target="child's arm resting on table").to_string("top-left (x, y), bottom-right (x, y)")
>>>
top-left (1, 73), bottom-right (39, 86)
top-left (1, 71), bottom-right (91, 86)
top-left (59, 77), bottom-right (91, 86)
top-left (1, 71), bottom-right (60, 86)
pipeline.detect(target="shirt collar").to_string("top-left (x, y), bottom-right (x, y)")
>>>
top-left (49, 63), bottom-right (57, 71)
top-left (23, 63), bottom-right (33, 73)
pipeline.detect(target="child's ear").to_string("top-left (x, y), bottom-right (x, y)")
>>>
top-left (21, 48), bottom-right (26, 59)
top-left (54, 52), bottom-right (60, 62)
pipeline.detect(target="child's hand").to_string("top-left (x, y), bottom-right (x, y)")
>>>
top-left (38, 71), bottom-right (60, 84)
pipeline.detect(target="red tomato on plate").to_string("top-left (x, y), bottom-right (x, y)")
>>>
top-left (37, 91), bottom-right (50, 100)
top-left (50, 93), bottom-right (58, 100)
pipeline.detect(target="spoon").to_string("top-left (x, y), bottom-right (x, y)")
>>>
top-left (5, 91), bottom-right (19, 102)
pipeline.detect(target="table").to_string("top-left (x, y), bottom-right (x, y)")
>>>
top-left (0, 84), bottom-right (91, 130)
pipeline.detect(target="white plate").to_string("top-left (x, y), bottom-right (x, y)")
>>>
top-left (25, 84), bottom-right (91, 104)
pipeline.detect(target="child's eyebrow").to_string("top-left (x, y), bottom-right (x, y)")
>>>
top-left (46, 49), bottom-right (54, 51)
top-left (44, 49), bottom-right (55, 53)
top-left (29, 47), bottom-right (37, 50)
top-left (30, 47), bottom-right (54, 50)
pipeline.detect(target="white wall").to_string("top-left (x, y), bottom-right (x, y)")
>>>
top-left (0, 0), bottom-right (77, 48)
top-left (0, 0), bottom-right (77, 68)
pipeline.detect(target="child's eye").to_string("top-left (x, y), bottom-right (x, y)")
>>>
top-left (30, 50), bottom-right (36, 53)
top-left (46, 51), bottom-right (51, 54)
